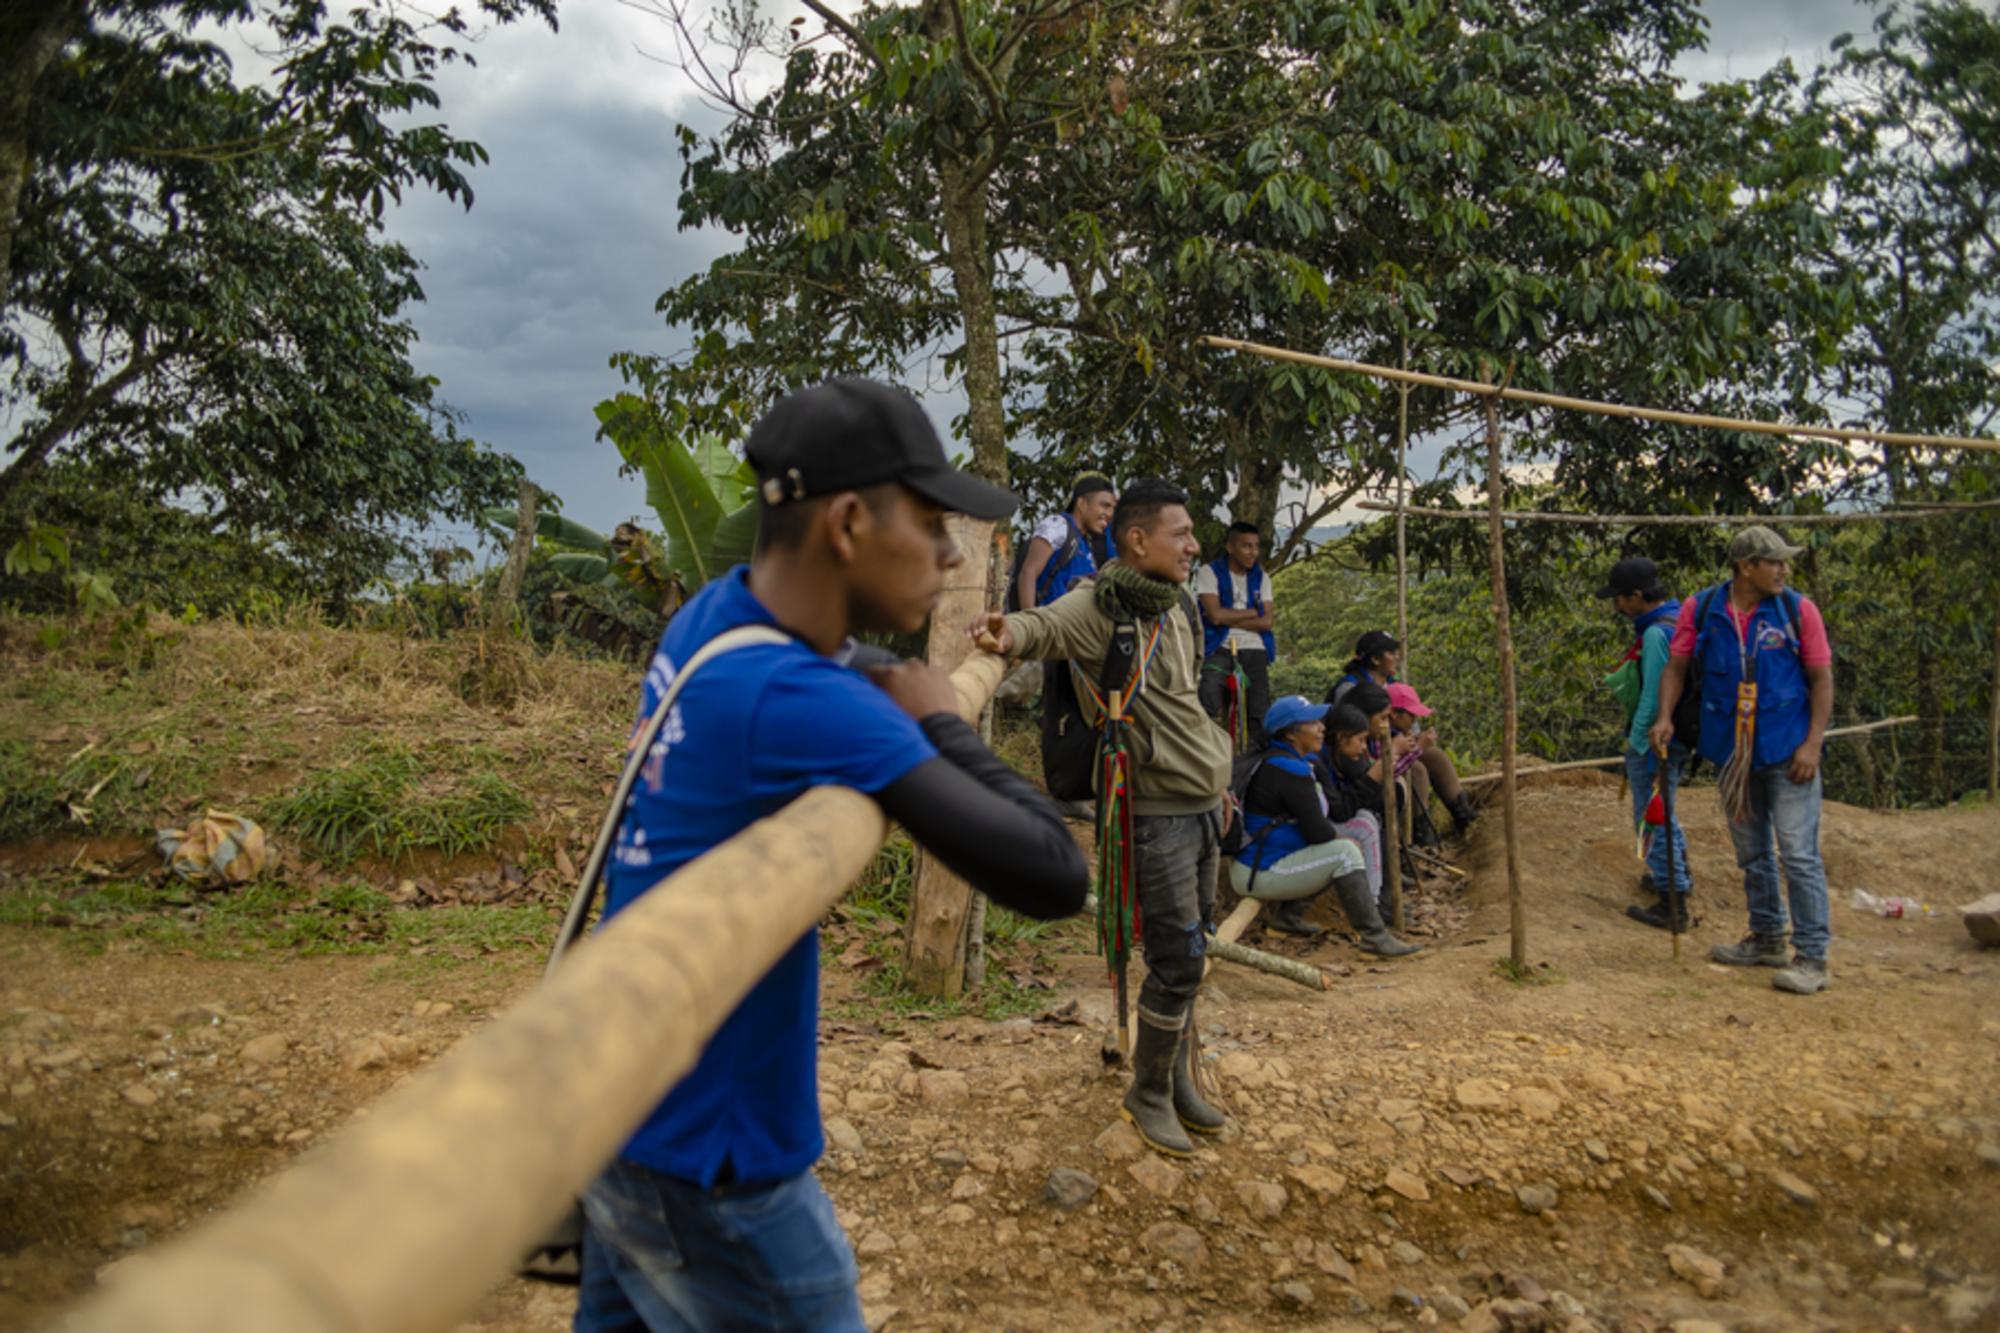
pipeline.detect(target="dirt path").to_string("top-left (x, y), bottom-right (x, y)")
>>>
top-left (4, 776), bottom-right (1998, 1332)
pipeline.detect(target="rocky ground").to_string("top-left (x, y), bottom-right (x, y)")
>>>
top-left (3, 774), bottom-right (1998, 1333)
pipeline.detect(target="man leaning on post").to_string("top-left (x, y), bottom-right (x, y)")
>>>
top-left (575, 378), bottom-right (1088, 1332)
top-left (1650, 526), bottom-right (1835, 996)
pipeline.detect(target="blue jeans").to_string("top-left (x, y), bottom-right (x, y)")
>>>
top-left (574, 1160), bottom-right (864, 1333)
top-left (1724, 764), bottom-right (1831, 962)
top-left (1624, 744), bottom-right (1692, 895)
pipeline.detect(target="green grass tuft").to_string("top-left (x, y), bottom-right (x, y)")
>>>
top-left (263, 741), bottom-right (530, 863)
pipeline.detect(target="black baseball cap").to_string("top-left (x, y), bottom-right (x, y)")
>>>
top-left (1354, 630), bottom-right (1400, 659)
top-left (745, 378), bottom-right (1017, 521)
top-left (1596, 556), bottom-right (1659, 599)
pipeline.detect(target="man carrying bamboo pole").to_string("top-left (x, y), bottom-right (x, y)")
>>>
top-left (973, 479), bottom-right (1232, 1159)
top-left (578, 378), bottom-right (1089, 1332)
top-left (1651, 526), bottom-right (1836, 996)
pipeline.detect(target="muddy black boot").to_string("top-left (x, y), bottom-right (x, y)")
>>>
top-left (1625, 894), bottom-right (1689, 932)
top-left (1266, 896), bottom-right (1325, 937)
top-left (1122, 1008), bottom-right (1194, 1157)
top-left (1446, 794), bottom-right (1480, 829)
top-left (1172, 1003), bottom-right (1227, 1136)
top-left (1333, 870), bottom-right (1419, 957)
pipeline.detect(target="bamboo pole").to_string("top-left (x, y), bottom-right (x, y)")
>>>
top-left (1200, 336), bottom-right (2000, 454)
top-left (1379, 723), bottom-right (1403, 933)
top-left (1482, 394), bottom-right (1526, 970)
top-left (1207, 936), bottom-right (1330, 990)
top-left (1395, 337), bottom-right (1411, 677)
top-left (1356, 499), bottom-right (2000, 526)
top-left (1458, 716), bottom-right (1921, 789)
top-left (1989, 615), bottom-right (2000, 802)
top-left (57, 653), bottom-right (1010, 1333)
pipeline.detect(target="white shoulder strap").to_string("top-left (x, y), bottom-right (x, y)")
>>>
top-left (546, 624), bottom-right (792, 970)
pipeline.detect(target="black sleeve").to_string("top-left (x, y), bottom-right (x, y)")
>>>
top-left (873, 714), bottom-right (1089, 921)
top-left (1314, 762), bottom-right (1363, 824)
top-left (1270, 764), bottom-right (1340, 845)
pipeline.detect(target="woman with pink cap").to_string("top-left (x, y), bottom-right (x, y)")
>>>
top-left (1385, 682), bottom-right (1479, 834)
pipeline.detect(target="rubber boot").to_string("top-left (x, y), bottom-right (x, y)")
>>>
top-left (1446, 794), bottom-right (1480, 829)
top-left (1172, 1003), bottom-right (1227, 1136)
top-left (1625, 894), bottom-right (1689, 932)
top-left (1333, 871), bottom-right (1419, 957)
top-left (1266, 896), bottom-right (1325, 937)
top-left (1121, 1009), bottom-right (1195, 1157)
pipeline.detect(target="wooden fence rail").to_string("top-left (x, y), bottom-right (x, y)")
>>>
top-left (55, 655), bottom-right (1008, 1333)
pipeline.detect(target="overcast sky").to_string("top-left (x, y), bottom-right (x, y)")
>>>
top-left (369, 0), bottom-right (1881, 552)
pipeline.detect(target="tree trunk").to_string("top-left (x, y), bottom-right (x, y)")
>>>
top-left (492, 480), bottom-right (539, 626)
top-left (1230, 450), bottom-right (1284, 533)
top-left (902, 515), bottom-right (994, 998)
top-left (903, 159), bottom-right (1012, 998)
top-left (0, 0), bottom-right (78, 296)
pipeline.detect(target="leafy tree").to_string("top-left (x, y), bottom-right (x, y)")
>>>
top-left (1012, 0), bottom-right (1851, 570)
top-left (1, 0), bottom-right (557, 604)
top-left (1805, 0), bottom-right (2000, 799)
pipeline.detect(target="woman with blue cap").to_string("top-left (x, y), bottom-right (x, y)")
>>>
top-left (1230, 695), bottom-right (1419, 955)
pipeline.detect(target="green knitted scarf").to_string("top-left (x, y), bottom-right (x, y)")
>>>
top-left (1093, 561), bottom-right (1182, 622)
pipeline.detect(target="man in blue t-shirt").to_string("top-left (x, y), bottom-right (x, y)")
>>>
top-left (576, 378), bottom-right (1090, 1332)
top-left (1196, 521), bottom-right (1275, 750)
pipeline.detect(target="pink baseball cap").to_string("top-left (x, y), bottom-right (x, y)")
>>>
top-left (1386, 683), bottom-right (1432, 717)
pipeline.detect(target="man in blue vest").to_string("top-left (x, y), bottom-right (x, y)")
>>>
top-left (1196, 521), bottom-right (1275, 749)
top-left (577, 378), bottom-right (1090, 1331)
top-left (1650, 526), bottom-right (1836, 996)
top-left (1013, 471), bottom-right (1116, 609)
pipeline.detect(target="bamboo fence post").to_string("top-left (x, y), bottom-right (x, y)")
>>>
top-left (1395, 340), bottom-right (1412, 677)
top-left (906, 515), bottom-right (997, 996)
top-left (1198, 336), bottom-right (2000, 454)
top-left (1457, 715), bottom-right (1921, 789)
top-left (1482, 392), bottom-right (1526, 970)
top-left (1989, 613), bottom-right (2000, 802)
top-left (1379, 724), bottom-right (1402, 932)
top-left (1355, 499), bottom-right (2000, 525)
top-left (56, 652), bottom-right (1010, 1333)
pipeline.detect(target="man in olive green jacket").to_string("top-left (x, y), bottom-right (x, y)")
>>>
top-left (974, 479), bottom-right (1232, 1158)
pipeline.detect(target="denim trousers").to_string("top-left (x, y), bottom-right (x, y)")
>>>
top-left (1624, 744), bottom-right (1692, 895)
top-left (1724, 764), bottom-right (1831, 962)
top-left (573, 1159), bottom-right (864, 1333)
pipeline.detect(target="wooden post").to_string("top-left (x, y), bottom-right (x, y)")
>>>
top-left (1483, 393), bottom-right (1526, 969)
top-left (1395, 337), bottom-right (1411, 676)
top-left (54, 652), bottom-right (1009, 1333)
top-left (905, 515), bottom-right (997, 997)
top-left (1379, 724), bottom-right (1402, 932)
top-left (1989, 613), bottom-right (2000, 802)
top-left (492, 479), bottom-right (539, 628)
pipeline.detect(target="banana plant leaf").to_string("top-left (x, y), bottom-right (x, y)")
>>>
top-left (548, 552), bottom-right (614, 585)
top-left (598, 396), bottom-right (728, 589)
top-left (693, 432), bottom-right (756, 511)
top-left (480, 507), bottom-right (611, 552)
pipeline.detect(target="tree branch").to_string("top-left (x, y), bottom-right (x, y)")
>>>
top-left (799, 0), bottom-right (885, 73)
top-left (0, 332), bottom-right (161, 511)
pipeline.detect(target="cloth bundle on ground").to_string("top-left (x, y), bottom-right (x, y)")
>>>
top-left (156, 810), bottom-right (268, 886)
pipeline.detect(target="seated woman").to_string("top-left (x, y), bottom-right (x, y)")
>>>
top-left (1386, 682), bottom-right (1478, 832)
top-left (1327, 632), bottom-right (1479, 833)
top-left (1321, 689), bottom-right (1411, 899)
top-left (1230, 695), bottom-right (1418, 956)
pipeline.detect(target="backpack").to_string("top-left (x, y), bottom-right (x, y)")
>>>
top-left (1003, 519), bottom-right (1081, 613)
top-left (1039, 591), bottom-right (1200, 802)
top-left (1216, 753), bottom-right (1273, 856)
top-left (1670, 585), bottom-right (1802, 754)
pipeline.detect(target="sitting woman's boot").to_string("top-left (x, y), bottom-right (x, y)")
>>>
top-left (1333, 871), bottom-right (1419, 956)
top-left (1267, 895), bottom-right (1325, 937)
